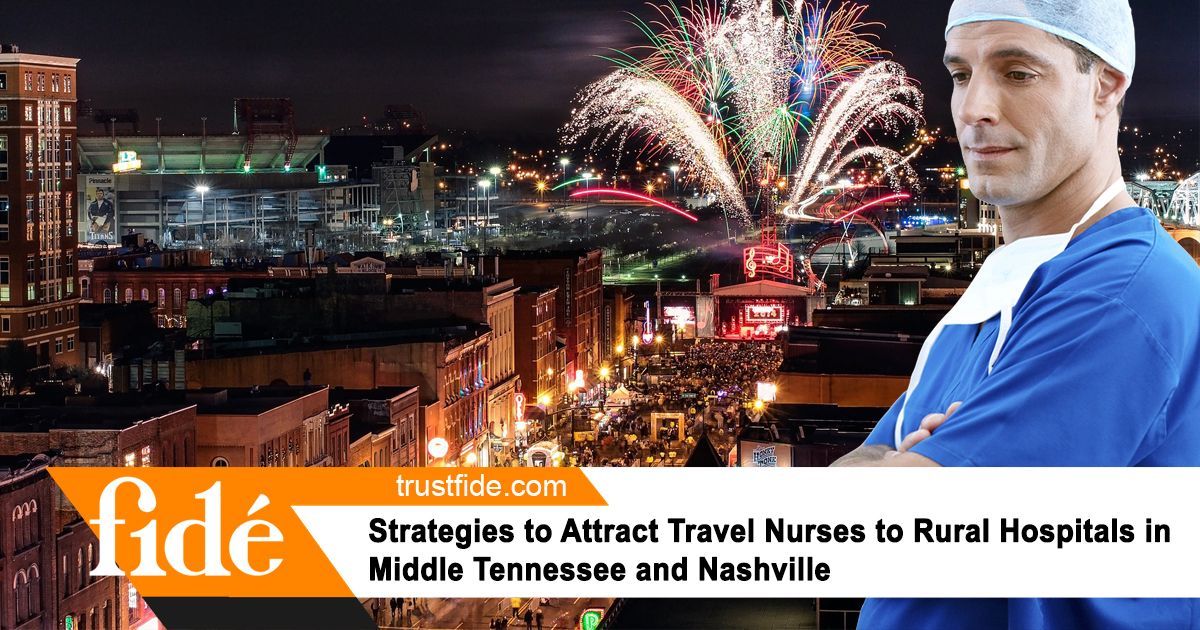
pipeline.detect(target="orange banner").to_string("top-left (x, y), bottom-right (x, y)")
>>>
top-left (49, 467), bottom-right (604, 598)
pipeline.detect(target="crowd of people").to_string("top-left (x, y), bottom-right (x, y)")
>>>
top-left (584, 340), bottom-right (784, 466)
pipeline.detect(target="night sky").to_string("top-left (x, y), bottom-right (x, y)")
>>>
top-left (6, 0), bottom-right (1198, 137)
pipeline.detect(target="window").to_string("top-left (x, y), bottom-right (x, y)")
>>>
top-left (189, 288), bottom-right (197, 300)
top-left (23, 72), bottom-right (31, 91)
top-left (0, 135), bottom-right (7, 181)
top-left (64, 76), bottom-right (71, 94)
top-left (24, 105), bottom-right (31, 122)
top-left (0, 72), bottom-right (5, 90)
top-left (124, 288), bottom-right (132, 303)
top-left (51, 74), bottom-right (59, 93)
top-left (0, 105), bottom-right (6, 122)
top-left (1, 317), bottom-right (8, 332)
top-left (81, 277), bottom-right (89, 299)
top-left (140, 446), bottom-right (151, 467)
top-left (64, 106), bottom-right (71, 123)
top-left (0, 197), bottom-right (7, 242)
top-left (140, 288), bottom-right (148, 301)
top-left (157, 288), bottom-right (165, 305)
top-left (211, 457), bottom-right (229, 467)
top-left (67, 335), bottom-right (74, 351)
top-left (173, 288), bottom-right (181, 309)
top-left (54, 338), bottom-right (62, 354)
top-left (103, 288), bottom-right (111, 303)
top-left (123, 452), bottom-right (135, 467)
top-left (36, 74), bottom-right (44, 92)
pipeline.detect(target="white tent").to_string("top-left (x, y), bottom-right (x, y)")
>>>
top-left (607, 384), bottom-right (633, 406)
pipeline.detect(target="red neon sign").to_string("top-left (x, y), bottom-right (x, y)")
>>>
top-left (743, 242), bottom-right (794, 281)
top-left (568, 189), bottom-right (699, 221)
top-left (832, 192), bottom-right (911, 223)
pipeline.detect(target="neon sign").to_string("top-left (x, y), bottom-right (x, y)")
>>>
top-left (744, 303), bottom-right (785, 324)
top-left (112, 150), bottom-right (143, 173)
top-left (663, 306), bottom-right (694, 326)
top-left (743, 242), bottom-right (794, 280)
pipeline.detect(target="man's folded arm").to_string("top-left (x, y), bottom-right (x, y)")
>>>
top-left (908, 291), bottom-right (1177, 467)
top-left (831, 446), bottom-right (939, 467)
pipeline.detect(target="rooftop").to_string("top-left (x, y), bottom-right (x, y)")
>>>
top-left (0, 394), bottom-right (194, 432)
top-left (188, 386), bottom-right (326, 416)
top-left (389, 277), bottom-right (516, 294)
top-left (330, 386), bottom-right (420, 405)
top-left (77, 134), bottom-right (328, 174)
top-left (0, 453), bottom-right (55, 485)
top-left (196, 321), bottom-right (490, 360)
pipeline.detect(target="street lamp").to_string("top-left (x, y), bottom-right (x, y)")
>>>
top-left (560, 157), bottom-right (570, 180)
top-left (581, 172), bottom-right (595, 226)
top-left (669, 165), bottom-right (679, 195)
top-left (194, 184), bottom-right (210, 244)
top-left (489, 165), bottom-right (502, 196)
top-left (478, 179), bottom-right (491, 249)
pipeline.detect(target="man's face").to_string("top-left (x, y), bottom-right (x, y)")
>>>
top-left (944, 21), bottom-right (1099, 206)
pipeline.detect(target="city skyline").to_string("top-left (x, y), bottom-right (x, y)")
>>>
top-left (4, 0), bottom-right (1198, 137)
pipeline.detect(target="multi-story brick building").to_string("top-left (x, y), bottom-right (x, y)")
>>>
top-left (0, 393), bottom-right (197, 468)
top-left (499, 249), bottom-right (602, 378)
top-left (79, 245), bottom-right (269, 328)
top-left (0, 392), bottom-right (198, 630)
top-left (514, 285), bottom-right (560, 408)
top-left (332, 386), bottom-right (421, 467)
top-left (0, 47), bottom-right (82, 378)
top-left (388, 275), bottom-right (520, 440)
top-left (185, 325), bottom-right (492, 466)
top-left (188, 386), bottom-right (331, 468)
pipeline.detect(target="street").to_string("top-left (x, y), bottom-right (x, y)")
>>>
top-left (374, 596), bottom-right (616, 630)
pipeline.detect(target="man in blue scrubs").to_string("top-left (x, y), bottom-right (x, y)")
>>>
top-left (832, 0), bottom-right (1200, 627)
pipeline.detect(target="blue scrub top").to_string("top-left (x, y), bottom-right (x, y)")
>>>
top-left (858, 207), bottom-right (1200, 629)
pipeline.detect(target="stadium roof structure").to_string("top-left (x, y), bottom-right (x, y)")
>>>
top-left (78, 133), bottom-right (329, 175)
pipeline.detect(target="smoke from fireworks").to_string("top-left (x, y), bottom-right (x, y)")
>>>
top-left (563, 0), bottom-right (923, 225)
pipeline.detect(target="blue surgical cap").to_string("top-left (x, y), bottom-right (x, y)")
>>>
top-left (945, 0), bottom-right (1136, 79)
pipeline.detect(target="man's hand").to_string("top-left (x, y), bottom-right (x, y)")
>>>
top-left (830, 401), bottom-right (963, 467)
top-left (897, 401), bottom-right (962, 453)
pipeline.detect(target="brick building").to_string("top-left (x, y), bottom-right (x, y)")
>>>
top-left (188, 386), bottom-right (331, 468)
top-left (0, 390), bottom-right (198, 630)
top-left (331, 386), bottom-right (421, 467)
top-left (185, 325), bottom-right (491, 466)
top-left (499, 249), bottom-right (602, 378)
top-left (389, 275), bottom-right (519, 440)
top-left (0, 394), bottom-right (197, 467)
top-left (0, 48), bottom-right (82, 378)
top-left (513, 285), bottom-right (561, 409)
top-left (79, 245), bottom-right (269, 328)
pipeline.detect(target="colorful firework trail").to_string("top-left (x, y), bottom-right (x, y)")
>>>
top-left (563, 0), bottom-right (923, 225)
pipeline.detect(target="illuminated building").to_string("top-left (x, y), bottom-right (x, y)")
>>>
top-left (0, 47), bottom-right (82, 376)
top-left (499, 249), bottom-right (603, 377)
top-left (514, 285), bottom-right (561, 418)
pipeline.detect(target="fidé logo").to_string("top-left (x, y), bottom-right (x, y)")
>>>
top-left (90, 477), bottom-right (283, 577)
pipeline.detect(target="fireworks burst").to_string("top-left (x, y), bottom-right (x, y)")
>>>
top-left (563, 0), bottom-right (922, 225)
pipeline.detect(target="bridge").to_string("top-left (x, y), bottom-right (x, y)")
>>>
top-left (1127, 173), bottom-right (1200, 264)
